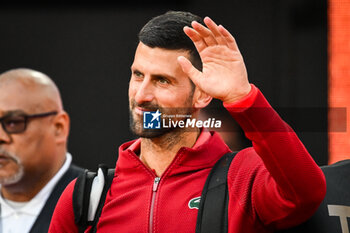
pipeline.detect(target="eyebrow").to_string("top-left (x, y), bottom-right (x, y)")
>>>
top-left (152, 73), bottom-right (177, 82)
top-left (0, 110), bottom-right (27, 117)
top-left (131, 67), bottom-right (178, 84)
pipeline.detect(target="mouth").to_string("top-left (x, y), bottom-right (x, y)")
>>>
top-left (0, 154), bottom-right (11, 163)
top-left (0, 154), bottom-right (8, 158)
top-left (130, 99), bottom-right (159, 116)
top-left (0, 151), bottom-right (17, 163)
top-left (134, 107), bottom-right (155, 116)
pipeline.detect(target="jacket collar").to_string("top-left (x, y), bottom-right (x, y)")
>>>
top-left (116, 130), bottom-right (231, 177)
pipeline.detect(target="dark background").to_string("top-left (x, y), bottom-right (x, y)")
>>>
top-left (0, 0), bottom-right (327, 169)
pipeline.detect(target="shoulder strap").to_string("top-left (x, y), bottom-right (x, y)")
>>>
top-left (195, 151), bottom-right (237, 233)
top-left (89, 168), bottom-right (115, 233)
top-left (72, 164), bottom-right (115, 233)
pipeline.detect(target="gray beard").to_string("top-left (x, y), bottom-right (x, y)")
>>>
top-left (0, 148), bottom-right (24, 185)
top-left (0, 166), bottom-right (24, 185)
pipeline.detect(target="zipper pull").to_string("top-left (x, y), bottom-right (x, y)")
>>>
top-left (153, 177), bottom-right (161, 192)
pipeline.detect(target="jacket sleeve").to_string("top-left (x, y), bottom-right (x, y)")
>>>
top-left (48, 179), bottom-right (80, 233)
top-left (224, 84), bottom-right (326, 230)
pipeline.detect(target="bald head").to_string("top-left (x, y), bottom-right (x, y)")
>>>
top-left (0, 68), bottom-right (63, 112)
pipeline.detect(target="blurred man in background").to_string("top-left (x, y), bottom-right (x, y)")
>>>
top-left (0, 68), bottom-right (83, 233)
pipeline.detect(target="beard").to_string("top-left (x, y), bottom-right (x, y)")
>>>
top-left (129, 99), bottom-right (195, 138)
top-left (0, 148), bottom-right (24, 185)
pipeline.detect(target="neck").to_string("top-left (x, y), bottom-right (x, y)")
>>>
top-left (1, 182), bottom-right (46, 202)
top-left (140, 128), bottom-right (200, 177)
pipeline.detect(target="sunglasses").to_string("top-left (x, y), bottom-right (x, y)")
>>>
top-left (0, 111), bottom-right (58, 134)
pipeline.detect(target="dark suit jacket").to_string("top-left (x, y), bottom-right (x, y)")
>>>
top-left (29, 164), bottom-right (84, 233)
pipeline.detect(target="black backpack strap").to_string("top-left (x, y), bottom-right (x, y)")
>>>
top-left (195, 151), bottom-right (238, 233)
top-left (73, 164), bottom-right (115, 233)
top-left (90, 168), bottom-right (115, 233)
top-left (73, 169), bottom-right (97, 233)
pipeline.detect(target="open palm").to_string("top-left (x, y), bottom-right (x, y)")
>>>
top-left (177, 17), bottom-right (251, 104)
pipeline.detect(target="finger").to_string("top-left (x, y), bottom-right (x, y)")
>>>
top-left (218, 25), bottom-right (240, 52)
top-left (184, 26), bottom-right (208, 53)
top-left (203, 17), bottom-right (227, 46)
top-left (177, 56), bottom-right (202, 87)
top-left (191, 21), bottom-right (218, 46)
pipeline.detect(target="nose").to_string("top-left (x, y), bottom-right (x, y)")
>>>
top-left (133, 78), bottom-right (154, 104)
top-left (0, 123), bottom-right (11, 144)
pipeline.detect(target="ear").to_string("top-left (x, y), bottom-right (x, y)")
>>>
top-left (53, 111), bottom-right (70, 144)
top-left (192, 87), bottom-right (213, 109)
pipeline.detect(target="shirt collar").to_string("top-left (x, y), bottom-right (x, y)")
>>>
top-left (118, 129), bottom-right (230, 173)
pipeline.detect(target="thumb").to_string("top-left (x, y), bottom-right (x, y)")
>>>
top-left (177, 56), bottom-right (202, 87)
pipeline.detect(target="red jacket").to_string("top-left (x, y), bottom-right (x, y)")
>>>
top-left (49, 85), bottom-right (326, 233)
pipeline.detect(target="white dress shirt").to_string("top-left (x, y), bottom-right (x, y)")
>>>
top-left (0, 153), bottom-right (72, 233)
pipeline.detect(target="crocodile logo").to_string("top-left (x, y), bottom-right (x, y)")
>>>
top-left (188, 197), bottom-right (201, 209)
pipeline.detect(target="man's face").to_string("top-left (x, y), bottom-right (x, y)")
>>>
top-left (129, 42), bottom-right (196, 137)
top-left (0, 83), bottom-right (56, 186)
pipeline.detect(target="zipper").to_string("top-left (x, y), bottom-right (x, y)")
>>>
top-left (149, 177), bottom-right (161, 233)
top-left (127, 148), bottom-right (187, 232)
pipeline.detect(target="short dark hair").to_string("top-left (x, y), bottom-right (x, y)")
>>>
top-left (138, 11), bottom-right (203, 71)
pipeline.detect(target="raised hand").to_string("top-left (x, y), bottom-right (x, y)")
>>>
top-left (177, 17), bottom-right (251, 104)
